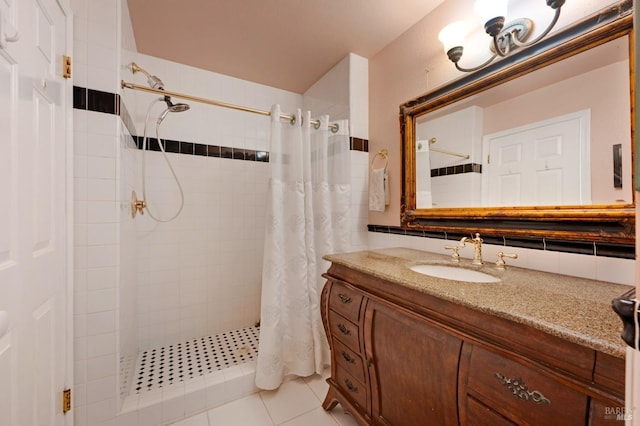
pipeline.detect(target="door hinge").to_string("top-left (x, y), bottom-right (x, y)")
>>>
top-left (487, 155), bottom-right (491, 164)
top-left (62, 388), bottom-right (71, 414)
top-left (62, 55), bottom-right (71, 79)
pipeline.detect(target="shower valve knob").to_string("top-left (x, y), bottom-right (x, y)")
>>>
top-left (131, 190), bottom-right (146, 218)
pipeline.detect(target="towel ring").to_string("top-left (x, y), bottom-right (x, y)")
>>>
top-left (371, 149), bottom-right (389, 171)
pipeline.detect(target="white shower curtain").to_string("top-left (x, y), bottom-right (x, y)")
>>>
top-left (255, 105), bottom-right (351, 390)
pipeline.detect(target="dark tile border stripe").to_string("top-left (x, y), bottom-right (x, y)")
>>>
top-left (350, 137), bottom-right (368, 152)
top-left (132, 136), bottom-right (270, 162)
top-left (73, 86), bottom-right (369, 162)
top-left (431, 163), bottom-right (482, 177)
top-left (367, 224), bottom-right (634, 259)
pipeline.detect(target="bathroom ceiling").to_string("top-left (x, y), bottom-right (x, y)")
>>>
top-left (127, 0), bottom-right (445, 93)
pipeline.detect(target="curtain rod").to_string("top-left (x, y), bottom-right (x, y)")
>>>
top-left (429, 146), bottom-right (470, 159)
top-left (418, 138), bottom-right (470, 159)
top-left (120, 80), bottom-right (339, 132)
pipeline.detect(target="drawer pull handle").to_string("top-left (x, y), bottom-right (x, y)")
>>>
top-left (494, 373), bottom-right (551, 405)
top-left (341, 351), bottom-right (355, 364)
top-left (338, 293), bottom-right (352, 304)
top-left (337, 323), bottom-right (351, 336)
top-left (344, 379), bottom-right (358, 393)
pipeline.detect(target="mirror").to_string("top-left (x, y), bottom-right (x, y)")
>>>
top-left (401, 3), bottom-right (635, 243)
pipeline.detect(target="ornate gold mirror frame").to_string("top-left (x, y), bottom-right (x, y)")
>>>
top-left (400, 1), bottom-right (634, 244)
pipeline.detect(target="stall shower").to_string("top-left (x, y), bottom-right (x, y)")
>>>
top-left (116, 59), bottom-right (341, 423)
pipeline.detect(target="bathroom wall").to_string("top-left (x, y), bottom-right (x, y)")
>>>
top-left (72, 0), bottom-right (128, 423)
top-left (369, 0), bottom-right (628, 226)
top-left (366, 0), bottom-right (634, 285)
top-left (129, 51), bottom-right (371, 351)
top-left (368, 231), bottom-right (635, 286)
top-left (125, 52), bottom-right (302, 351)
top-left (304, 53), bottom-right (370, 251)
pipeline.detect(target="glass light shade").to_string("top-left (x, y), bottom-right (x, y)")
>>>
top-left (474, 0), bottom-right (508, 23)
top-left (438, 21), bottom-right (467, 53)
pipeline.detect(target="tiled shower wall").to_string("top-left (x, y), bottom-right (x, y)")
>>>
top-left (72, 0), bottom-right (124, 424)
top-left (134, 152), bottom-right (269, 350)
top-left (125, 52), bottom-right (303, 351)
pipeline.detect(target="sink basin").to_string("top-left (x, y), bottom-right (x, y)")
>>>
top-left (410, 264), bottom-right (501, 283)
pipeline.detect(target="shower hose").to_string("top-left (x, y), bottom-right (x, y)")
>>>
top-left (140, 97), bottom-right (185, 222)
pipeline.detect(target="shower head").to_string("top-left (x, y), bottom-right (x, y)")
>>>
top-left (130, 62), bottom-right (165, 90)
top-left (165, 97), bottom-right (190, 112)
top-left (147, 75), bottom-right (165, 90)
top-left (157, 97), bottom-right (190, 124)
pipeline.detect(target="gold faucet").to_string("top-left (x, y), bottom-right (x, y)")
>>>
top-left (460, 233), bottom-right (483, 265)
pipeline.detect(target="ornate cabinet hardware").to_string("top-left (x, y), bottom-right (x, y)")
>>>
top-left (494, 372), bottom-right (551, 405)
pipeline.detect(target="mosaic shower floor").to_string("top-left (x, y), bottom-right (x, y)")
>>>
top-left (132, 326), bottom-right (260, 394)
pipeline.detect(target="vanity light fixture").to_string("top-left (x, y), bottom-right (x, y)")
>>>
top-left (438, 0), bottom-right (565, 72)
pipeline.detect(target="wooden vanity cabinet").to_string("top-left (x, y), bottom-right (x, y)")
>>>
top-left (364, 299), bottom-right (461, 425)
top-left (322, 278), bottom-right (372, 424)
top-left (321, 263), bottom-right (625, 426)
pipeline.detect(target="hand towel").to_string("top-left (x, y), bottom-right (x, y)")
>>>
top-left (384, 170), bottom-right (390, 206)
top-left (369, 168), bottom-right (386, 212)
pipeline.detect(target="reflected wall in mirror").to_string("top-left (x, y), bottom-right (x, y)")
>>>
top-left (415, 36), bottom-right (631, 209)
top-left (401, 1), bottom-right (634, 243)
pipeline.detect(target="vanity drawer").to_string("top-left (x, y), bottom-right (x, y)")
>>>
top-left (466, 345), bottom-right (588, 426)
top-left (332, 338), bottom-right (365, 384)
top-left (335, 365), bottom-right (368, 411)
top-left (329, 281), bottom-right (363, 322)
top-left (465, 397), bottom-right (516, 426)
top-left (328, 310), bottom-right (360, 352)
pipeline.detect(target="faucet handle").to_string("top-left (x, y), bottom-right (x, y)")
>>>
top-left (445, 245), bottom-right (461, 262)
top-left (495, 252), bottom-right (518, 269)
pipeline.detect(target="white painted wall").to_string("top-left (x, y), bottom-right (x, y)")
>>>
top-left (303, 53), bottom-right (370, 251)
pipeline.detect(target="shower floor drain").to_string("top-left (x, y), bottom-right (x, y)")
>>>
top-left (132, 326), bottom-right (260, 394)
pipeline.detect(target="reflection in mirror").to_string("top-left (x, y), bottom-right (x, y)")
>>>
top-left (415, 36), bottom-right (631, 209)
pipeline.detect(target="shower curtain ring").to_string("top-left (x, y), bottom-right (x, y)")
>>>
top-left (313, 121), bottom-right (320, 130)
top-left (289, 115), bottom-right (296, 126)
top-left (331, 123), bottom-right (339, 133)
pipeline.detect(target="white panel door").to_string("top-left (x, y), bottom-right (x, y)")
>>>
top-left (0, 0), bottom-right (72, 425)
top-left (482, 110), bottom-right (591, 207)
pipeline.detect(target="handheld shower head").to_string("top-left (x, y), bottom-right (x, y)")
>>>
top-left (164, 97), bottom-right (190, 112)
top-left (157, 98), bottom-right (190, 124)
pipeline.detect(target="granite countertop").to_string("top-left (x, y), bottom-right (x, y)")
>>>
top-left (324, 247), bottom-right (631, 358)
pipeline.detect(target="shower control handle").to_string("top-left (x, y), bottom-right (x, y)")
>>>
top-left (131, 190), bottom-right (146, 219)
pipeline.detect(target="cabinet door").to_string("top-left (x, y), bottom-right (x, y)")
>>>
top-left (364, 300), bottom-right (462, 425)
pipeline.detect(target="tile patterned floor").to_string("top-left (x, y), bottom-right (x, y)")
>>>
top-left (169, 370), bottom-right (359, 426)
top-left (133, 327), bottom-right (259, 394)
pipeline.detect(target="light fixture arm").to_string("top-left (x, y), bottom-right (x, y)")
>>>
top-left (493, 33), bottom-right (512, 57)
top-left (453, 49), bottom-right (498, 73)
top-left (443, 0), bottom-right (565, 73)
top-left (511, 6), bottom-right (562, 48)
